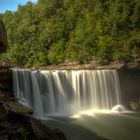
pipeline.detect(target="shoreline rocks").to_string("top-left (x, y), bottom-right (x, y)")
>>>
top-left (129, 98), bottom-right (140, 111)
top-left (0, 97), bottom-right (66, 140)
top-left (0, 66), bottom-right (66, 140)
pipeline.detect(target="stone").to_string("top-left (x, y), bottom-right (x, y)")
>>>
top-left (135, 59), bottom-right (140, 63)
top-left (0, 67), bottom-right (12, 92)
top-left (0, 102), bottom-right (7, 122)
top-left (0, 20), bottom-right (7, 53)
top-left (29, 117), bottom-right (67, 140)
top-left (130, 100), bottom-right (140, 110)
top-left (3, 101), bottom-right (33, 116)
top-left (0, 101), bottom-right (66, 140)
top-left (126, 63), bottom-right (140, 70)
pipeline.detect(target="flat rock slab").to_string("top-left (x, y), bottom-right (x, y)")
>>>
top-left (0, 100), bottom-right (67, 140)
top-left (3, 101), bottom-right (33, 115)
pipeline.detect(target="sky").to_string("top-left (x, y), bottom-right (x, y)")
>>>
top-left (0, 0), bottom-right (38, 13)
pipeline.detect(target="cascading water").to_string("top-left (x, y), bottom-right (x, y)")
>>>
top-left (12, 69), bottom-right (121, 118)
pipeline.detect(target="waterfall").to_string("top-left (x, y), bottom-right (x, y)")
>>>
top-left (12, 69), bottom-right (121, 118)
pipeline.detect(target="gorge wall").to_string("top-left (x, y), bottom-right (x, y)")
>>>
top-left (0, 67), bottom-right (12, 92)
top-left (118, 70), bottom-right (140, 108)
top-left (0, 20), bottom-right (12, 98)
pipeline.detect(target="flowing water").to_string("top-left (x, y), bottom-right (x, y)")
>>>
top-left (44, 112), bottom-right (140, 140)
top-left (13, 69), bottom-right (140, 140)
top-left (12, 69), bottom-right (121, 118)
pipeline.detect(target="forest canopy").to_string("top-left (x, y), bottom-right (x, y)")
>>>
top-left (0, 0), bottom-right (140, 67)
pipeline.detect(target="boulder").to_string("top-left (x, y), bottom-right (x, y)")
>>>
top-left (3, 101), bottom-right (33, 116)
top-left (0, 20), bottom-right (7, 53)
top-left (130, 100), bottom-right (140, 111)
top-left (30, 117), bottom-right (66, 140)
top-left (0, 101), bottom-right (66, 140)
top-left (0, 67), bottom-right (12, 92)
top-left (0, 102), bottom-right (7, 122)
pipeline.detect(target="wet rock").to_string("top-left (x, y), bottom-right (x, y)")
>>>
top-left (3, 101), bottom-right (33, 116)
top-left (0, 68), bottom-right (12, 82)
top-left (0, 77), bottom-right (66, 140)
top-left (7, 112), bottom-right (67, 140)
top-left (0, 101), bottom-right (31, 139)
top-left (8, 132), bottom-right (19, 140)
top-left (130, 102), bottom-right (139, 110)
top-left (0, 67), bottom-right (12, 91)
top-left (30, 118), bottom-right (66, 140)
top-left (0, 101), bottom-right (66, 140)
top-left (129, 97), bottom-right (140, 111)
top-left (54, 128), bottom-right (67, 140)
top-left (0, 102), bottom-right (7, 122)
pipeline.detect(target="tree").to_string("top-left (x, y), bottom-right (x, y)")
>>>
top-left (0, 0), bottom-right (140, 66)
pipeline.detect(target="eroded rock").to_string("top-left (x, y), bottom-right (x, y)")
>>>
top-left (30, 117), bottom-right (66, 140)
top-left (3, 101), bottom-right (32, 116)
top-left (0, 101), bottom-right (66, 140)
top-left (125, 63), bottom-right (140, 70)
top-left (0, 20), bottom-right (7, 53)
top-left (130, 98), bottom-right (140, 111)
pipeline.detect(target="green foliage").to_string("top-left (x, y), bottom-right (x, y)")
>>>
top-left (48, 39), bottom-right (66, 64)
top-left (0, 0), bottom-right (140, 66)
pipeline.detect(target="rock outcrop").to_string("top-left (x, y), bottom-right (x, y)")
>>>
top-left (39, 60), bottom-right (140, 71)
top-left (0, 67), bottom-right (12, 92)
top-left (0, 20), bottom-right (7, 53)
top-left (118, 70), bottom-right (140, 110)
top-left (0, 98), bottom-right (66, 140)
top-left (129, 98), bottom-right (140, 111)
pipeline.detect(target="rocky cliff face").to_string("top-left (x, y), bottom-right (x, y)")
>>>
top-left (118, 70), bottom-right (140, 110)
top-left (0, 20), bottom-right (7, 53)
top-left (0, 67), bottom-right (12, 92)
top-left (0, 67), bottom-right (66, 140)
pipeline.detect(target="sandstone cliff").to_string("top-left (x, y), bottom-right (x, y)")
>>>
top-left (0, 20), bottom-right (7, 53)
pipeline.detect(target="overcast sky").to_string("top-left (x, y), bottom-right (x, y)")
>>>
top-left (0, 0), bottom-right (37, 13)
